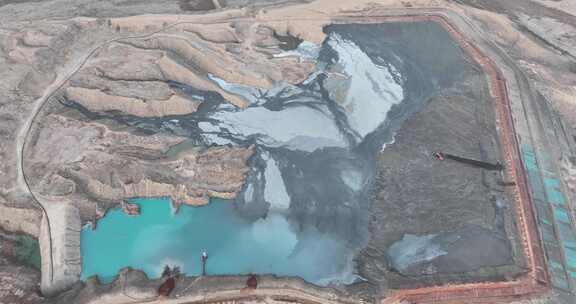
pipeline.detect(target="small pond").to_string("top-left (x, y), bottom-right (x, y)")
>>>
top-left (81, 198), bottom-right (354, 284)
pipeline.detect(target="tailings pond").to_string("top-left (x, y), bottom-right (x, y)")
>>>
top-left (80, 21), bottom-right (483, 285)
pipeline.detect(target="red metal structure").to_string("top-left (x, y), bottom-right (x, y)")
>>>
top-left (247, 275), bottom-right (258, 289)
top-left (158, 277), bottom-right (176, 297)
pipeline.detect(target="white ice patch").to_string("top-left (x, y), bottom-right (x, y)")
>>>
top-left (284, 135), bottom-right (345, 152)
top-left (381, 136), bottom-right (396, 152)
top-left (274, 41), bottom-right (320, 61)
top-left (208, 74), bottom-right (261, 105)
top-left (327, 33), bottom-right (404, 138)
top-left (208, 106), bottom-right (346, 152)
top-left (198, 122), bottom-right (234, 145)
top-left (244, 183), bottom-right (254, 202)
top-left (263, 153), bottom-right (291, 210)
top-left (387, 234), bottom-right (447, 273)
top-left (198, 121), bottom-right (219, 132)
top-left (202, 133), bottom-right (233, 146)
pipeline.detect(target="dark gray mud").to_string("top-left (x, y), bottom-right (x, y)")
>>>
top-left (351, 24), bottom-right (526, 288)
top-left (178, 0), bottom-right (217, 11)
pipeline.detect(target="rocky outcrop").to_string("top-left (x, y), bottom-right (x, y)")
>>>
top-left (0, 228), bottom-right (43, 303)
top-left (155, 54), bottom-right (250, 108)
top-left (0, 265), bottom-right (43, 304)
top-left (25, 112), bottom-right (254, 221)
top-left (65, 18), bottom-right (318, 112)
top-left (126, 34), bottom-right (272, 88)
top-left (0, 204), bottom-right (41, 238)
top-left (121, 200), bottom-right (140, 216)
top-left (60, 145), bottom-right (253, 208)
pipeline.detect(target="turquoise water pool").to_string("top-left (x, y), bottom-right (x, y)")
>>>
top-left (81, 198), bottom-right (353, 284)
